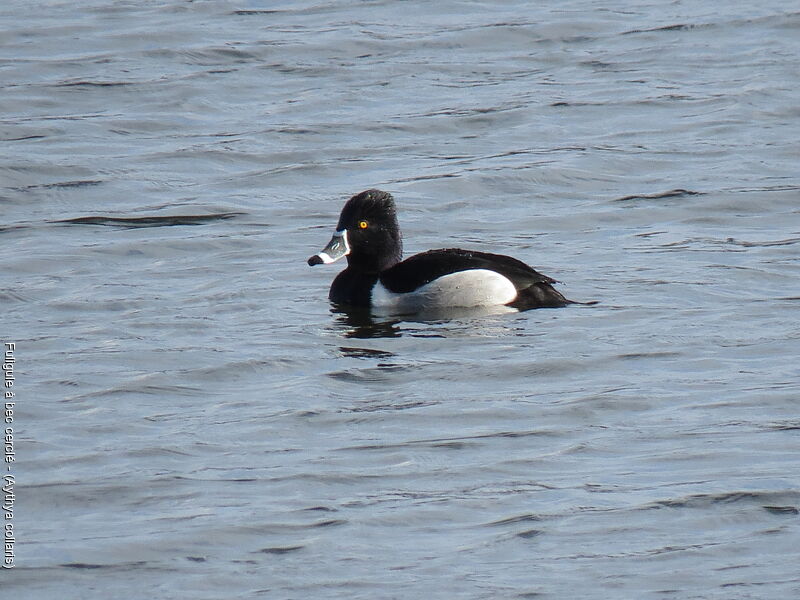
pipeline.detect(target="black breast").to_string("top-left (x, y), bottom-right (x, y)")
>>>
top-left (329, 268), bottom-right (379, 307)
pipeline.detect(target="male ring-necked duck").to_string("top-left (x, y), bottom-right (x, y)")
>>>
top-left (308, 189), bottom-right (584, 312)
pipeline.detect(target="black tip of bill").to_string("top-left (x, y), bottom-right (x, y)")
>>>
top-left (308, 255), bottom-right (324, 266)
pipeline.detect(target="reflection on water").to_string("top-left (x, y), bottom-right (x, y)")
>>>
top-left (330, 306), bottom-right (402, 339)
top-left (337, 346), bottom-right (396, 359)
top-left (330, 303), bottom-right (525, 339)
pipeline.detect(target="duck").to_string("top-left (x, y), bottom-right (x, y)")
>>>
top-left (308, 189), bottom-right (584, 312)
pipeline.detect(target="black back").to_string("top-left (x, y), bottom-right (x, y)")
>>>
top-left (379, 248), bottom-right (558, 294)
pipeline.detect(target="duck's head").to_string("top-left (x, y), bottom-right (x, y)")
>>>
top-left (308, 189), bottom-right (403, 273)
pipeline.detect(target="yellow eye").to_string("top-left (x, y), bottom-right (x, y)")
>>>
top-left (358, 220), bottom-right (369, 229)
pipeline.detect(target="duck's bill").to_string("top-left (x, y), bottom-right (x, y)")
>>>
top-left (307, 230), bottom-right (350, 266)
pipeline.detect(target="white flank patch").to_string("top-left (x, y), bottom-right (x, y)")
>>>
top-left (372, 269), bottom-right (517, 312)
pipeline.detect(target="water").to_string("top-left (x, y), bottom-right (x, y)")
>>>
top-left (2, 1), bottom-right (799, 598)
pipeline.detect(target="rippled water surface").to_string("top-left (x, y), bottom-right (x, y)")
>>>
top-left (3, 1), bottom-right (800, 598)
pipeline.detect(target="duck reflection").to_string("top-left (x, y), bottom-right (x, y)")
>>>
top-left (331, 305), bottom-right (402, 339)
top-left (331, 303), bottom-right (521, 339)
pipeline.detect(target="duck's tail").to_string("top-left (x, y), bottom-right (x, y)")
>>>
top-left (509, 282), bottom-right (598, 310)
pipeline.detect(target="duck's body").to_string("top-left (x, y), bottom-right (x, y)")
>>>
top-left (308, 190), bottom-right (579, 313)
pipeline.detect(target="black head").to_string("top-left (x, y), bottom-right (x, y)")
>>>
top-left (308, 189), bottom-right (403, 273)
